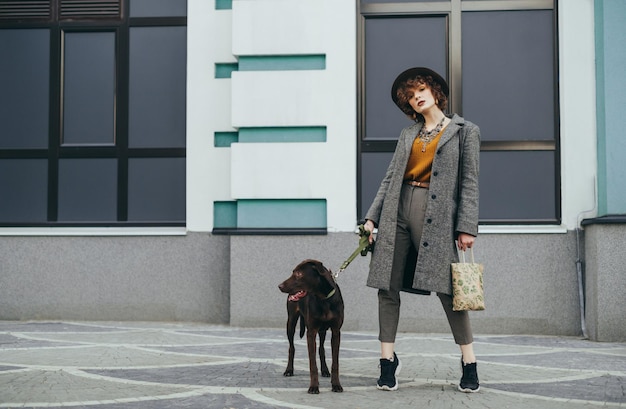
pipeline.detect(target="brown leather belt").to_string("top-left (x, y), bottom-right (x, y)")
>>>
top-left (405, 180), bottom-right (430, 188)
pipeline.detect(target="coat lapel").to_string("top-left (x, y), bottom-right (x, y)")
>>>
top-left (437, 114), bottom-right (464, 149)
top-left (405, 122), bottom-right (421, 152)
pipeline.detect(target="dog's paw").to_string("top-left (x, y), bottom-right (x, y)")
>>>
top-left (332, 384), bottom-right (344, 393)
top-left (283, 369), bottom-right (294, 377)
top-left (307, 386), bottom-right (320, 394)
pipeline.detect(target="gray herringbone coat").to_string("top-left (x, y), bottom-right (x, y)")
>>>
top-left (365, 114), bottom-right (480, 295)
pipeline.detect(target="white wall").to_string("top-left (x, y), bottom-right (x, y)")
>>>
top-left (186, 0), bottom-right (357, 232)
top-left (186, 0), bottom-right (236, 232)
top-left (558, 0), bottom-right (597, 229)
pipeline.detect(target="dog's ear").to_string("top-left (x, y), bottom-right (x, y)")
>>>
top-left (310, 260), bottom-right (326, 276)
top-left (311, 260), bottom-right (335, 292)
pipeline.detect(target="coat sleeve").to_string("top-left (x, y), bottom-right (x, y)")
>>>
top-left (364, 127), bottom-right (412, 226)
top-left (455, 122), bottom-right (480, 237)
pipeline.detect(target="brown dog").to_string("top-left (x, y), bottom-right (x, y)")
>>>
top-left (278, 259), bottom-right (344, 394)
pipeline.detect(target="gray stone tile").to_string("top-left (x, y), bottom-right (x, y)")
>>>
top-left (1, 321), bottom-right (625, 409)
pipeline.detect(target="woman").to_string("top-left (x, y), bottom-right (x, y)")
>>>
top-left (363, 67), bottom-right (481, 393)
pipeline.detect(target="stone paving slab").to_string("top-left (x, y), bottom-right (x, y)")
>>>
top-left (0, 321), bottom-right (625, 409)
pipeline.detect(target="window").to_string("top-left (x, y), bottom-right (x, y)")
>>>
top-left (358, 0), bottom-right (559, 224)
top-left (0, 0), bottom-right (187, 226)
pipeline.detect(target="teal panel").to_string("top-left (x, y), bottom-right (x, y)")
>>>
top-left (238, 55), bottom-right (325, 71)
top-left (237, 199), bottom-right (326, 228)
top-left (595, 1), bottom-right (626, 215)
top-left (215, 0), bottom-right (232, 10)
top-left (239, 127), bottom-right (326, 143)
top-left (214, 132), bottom-right (238, 147)
top-left (215, 63), bottom-right (238, 78)
top-left (214, 201), bottom-right (237, 228)
top-left (595, 0), bottom-right (607, 215)
top-left (602, 0), bottom-right (626, 214)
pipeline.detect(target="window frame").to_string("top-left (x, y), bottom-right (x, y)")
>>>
top-left (0, 0), bottom-right (187, 227)
top-left (357, 0), bottom-right (560, 225)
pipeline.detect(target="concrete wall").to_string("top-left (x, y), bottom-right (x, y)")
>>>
top-left (231, 232), bottom-right (583, 336)
top-left (0, 233), bottom-right (230, 323)
top-left (1, 231), bottom-right (587, 338)
top-left (0, 225), bottom-right (618, 342)
top-left (583, 223), bottom-right (626, 342)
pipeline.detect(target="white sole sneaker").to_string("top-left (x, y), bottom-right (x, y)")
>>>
top-left (376, 358), bottom-right (402, 391)
top-left (458, 384), bottom-right (480, 393)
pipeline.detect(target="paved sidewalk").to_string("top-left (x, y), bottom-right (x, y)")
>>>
top-left (0, 321), bottom-right (625, 409)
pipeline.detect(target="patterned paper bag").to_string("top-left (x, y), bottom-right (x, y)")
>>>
top-left (451, 248), bottom-right (485, 311)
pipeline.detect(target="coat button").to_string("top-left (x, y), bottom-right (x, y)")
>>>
top-left (431, 194), bottom-right (436, 200)
top-left (433, 171), bottom-right (438, 176)
top-left (427, 218), bottom-right (432, 224)
top-left (423, 242), bottom-right (429, 247)
top-left (437, 149), bottom-right (441, 154)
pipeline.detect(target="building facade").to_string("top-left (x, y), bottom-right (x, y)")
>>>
top-left (1, 0), bottom-right (624, 341)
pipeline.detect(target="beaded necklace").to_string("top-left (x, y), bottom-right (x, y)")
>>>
top-left (418, 116), bottom-right (446, 152)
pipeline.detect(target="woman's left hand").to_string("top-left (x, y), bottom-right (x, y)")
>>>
top-left (457, 233), bottom-right (475, 251)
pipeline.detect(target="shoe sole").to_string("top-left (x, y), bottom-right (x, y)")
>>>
top-left (458, 385), bottom-right (480, 393)
top-left (459, 359), bottom-right (479, 393)
top-left (376, 360), bottom-right (402, 391)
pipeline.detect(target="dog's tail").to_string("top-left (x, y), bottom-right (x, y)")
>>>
top-left (299, 314), bottom-right (305, 339)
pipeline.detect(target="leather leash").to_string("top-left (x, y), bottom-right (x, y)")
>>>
top-left (334, 224), bottom-right (374, 279)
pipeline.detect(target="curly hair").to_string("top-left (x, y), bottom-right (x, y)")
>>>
top-left (395, 75), bottom-right (448, 121)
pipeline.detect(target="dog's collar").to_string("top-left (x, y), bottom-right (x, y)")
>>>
top-left (325, 288), bottom-right (336, 299)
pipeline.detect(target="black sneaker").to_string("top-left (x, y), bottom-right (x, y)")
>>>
top-left (376, 352), bottom-right (401, 391)
top-left (458, 360), bottom-right (480, 393)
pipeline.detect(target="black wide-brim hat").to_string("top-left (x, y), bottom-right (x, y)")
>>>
top-left (391, 67), bottom-right (449, 108)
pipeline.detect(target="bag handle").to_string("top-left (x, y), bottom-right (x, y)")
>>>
top-left (458, 247), bottom-right (475, 263)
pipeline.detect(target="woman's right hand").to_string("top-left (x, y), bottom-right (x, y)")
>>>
top-left (364, 220), bottom-right (375, 244)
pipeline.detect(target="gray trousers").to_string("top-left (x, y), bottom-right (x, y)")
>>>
top-left (378, 184), bottom-right (474, 345)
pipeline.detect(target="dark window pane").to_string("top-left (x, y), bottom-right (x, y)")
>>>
top-left (462, 10), bottom-right (555, 142)
top-left (128, 26), bottom-right (186, 148)
top-left (0, 159), bottom-right (48, 222)
top-left (57, 159), bottom-right (117, 221)
top-left (127, 158), bottom-right (185, 222)
top-left (480, 151), bottom-right (557, 222)
top-left (360, 151), bottom-right (393, 219)
top-left (62, 31), bottom-right (116, 145)
top-left (130, 0), bottom-right (187, 17)
top-left (364, 16), bottom-right (447, 140)
top-left (0, 29), bottom-right (49, 149)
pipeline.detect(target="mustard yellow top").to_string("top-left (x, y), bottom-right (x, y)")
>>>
top-left (403, 126), bottom-right (446, 182)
